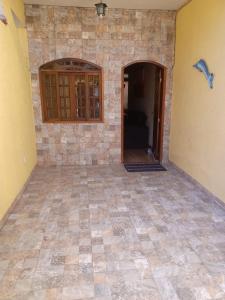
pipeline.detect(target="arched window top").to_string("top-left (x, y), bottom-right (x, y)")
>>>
top-left (40, 58), bottom-right (101, 72)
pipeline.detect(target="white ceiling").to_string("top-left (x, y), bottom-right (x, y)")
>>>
top-left (24, 0), bottom-right (190, 11)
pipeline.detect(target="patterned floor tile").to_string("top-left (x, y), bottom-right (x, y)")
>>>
top-left (0, 165), bottom-right (225, 299)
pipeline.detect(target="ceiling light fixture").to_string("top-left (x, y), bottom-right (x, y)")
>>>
top-left (95, 1), bottom-right (107, 18)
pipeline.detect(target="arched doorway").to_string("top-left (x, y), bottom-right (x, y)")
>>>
top-left (121, 61), bottom-right (166, 164)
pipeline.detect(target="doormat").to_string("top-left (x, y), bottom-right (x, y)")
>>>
top-left (124, 163), bottom-right (167, 173)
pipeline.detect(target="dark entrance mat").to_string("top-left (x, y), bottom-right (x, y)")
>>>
top-left (124, 163), bottom-right (167, 172)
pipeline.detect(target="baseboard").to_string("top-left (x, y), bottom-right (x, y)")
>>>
top-left (0, 165), bottom-right (37, 231)
top-left (168, 161), bottom-right (225, 211)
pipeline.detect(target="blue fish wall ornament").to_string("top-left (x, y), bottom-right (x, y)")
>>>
top-left (193, 59), bottom-right (214, 89)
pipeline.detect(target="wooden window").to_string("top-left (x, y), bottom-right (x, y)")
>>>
top-left (39, 58), bottom-right (103, 123)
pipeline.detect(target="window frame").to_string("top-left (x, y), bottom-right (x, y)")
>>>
top-left (39, 58), bottom-right (104, 124)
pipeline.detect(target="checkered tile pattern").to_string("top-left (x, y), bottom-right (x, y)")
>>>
top-left (1, 165), bottom-right (225, 299)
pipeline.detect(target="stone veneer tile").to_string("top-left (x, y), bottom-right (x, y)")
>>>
top-left (25, 5), bottom-right (176, 166)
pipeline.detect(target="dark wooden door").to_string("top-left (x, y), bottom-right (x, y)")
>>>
top-left (152, 68), bottom-right (163, 161)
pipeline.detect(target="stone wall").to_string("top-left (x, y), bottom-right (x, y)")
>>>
top-left (25, 5), bottom-right (176, 165)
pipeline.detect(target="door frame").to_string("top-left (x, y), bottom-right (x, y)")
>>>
top-left (121, 60), bottom-right (167, 163)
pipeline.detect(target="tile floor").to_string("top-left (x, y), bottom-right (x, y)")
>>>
top-left (1, 165), bottom-right (225, 300)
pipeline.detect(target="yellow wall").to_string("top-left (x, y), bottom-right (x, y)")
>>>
top-left (0, 0), bottom-right (36, 221)
top-left (170, 0), bottom-right (225, 202)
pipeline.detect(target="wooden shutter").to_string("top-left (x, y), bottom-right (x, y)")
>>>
top-left (58, 73), bottom-right (73, 121)
top-left (74, 74), bottom-right (86, 120)
top-left (42, 72), bottom-right (58, 121)
top-left (87, 74), bottom-right (101, 120)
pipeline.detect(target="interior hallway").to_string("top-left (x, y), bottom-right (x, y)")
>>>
top-left (124, 149), bottom-right (157, 164)
top-left (0, 165), bottom-right (225, 300)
